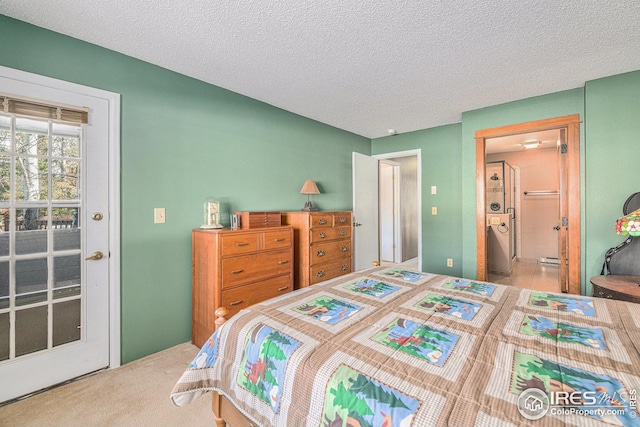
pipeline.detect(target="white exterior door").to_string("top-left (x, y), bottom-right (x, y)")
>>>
top-left (0, 67), bottom-right (119, 403)
top-left (352, 152), bottom-right (379, 271)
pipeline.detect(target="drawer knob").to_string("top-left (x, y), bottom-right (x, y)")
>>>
top-left (339, 230), bottom-right (346, 236)
top-left (319, 232), bottom-right (326, 238)
top-left (319, 219), bottom-right (327, 225)
top-left (274, 238), bottom-right (285, 242)
top-left (341, 245), bottom-right (348, 252)
top-left (231, 269), bottom-right (244, 274)
top-left (317, 250), bottom-right (325, 257)
top-left (229, 300), bottom-right (243, 306)
top-left (235, 242), bottom-right (249, 247)
top-left (338, 217), bottom-right (346, 223)
top-left (278, 286), bottom-right (288, 291)
top-left (341, 264), bottom-right (349, 271)
top-left (317, 271), bottom-right (325, 277)
top-left (278, 260), bottom-right (289, 265)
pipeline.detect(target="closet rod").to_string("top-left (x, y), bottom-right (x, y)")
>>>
top-left (523, 191), bottom-right (559, 196)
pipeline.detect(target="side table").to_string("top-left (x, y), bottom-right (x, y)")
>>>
top-left (590, 275), bottom-right (640, 303)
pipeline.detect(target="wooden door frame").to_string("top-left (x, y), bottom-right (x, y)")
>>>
top-left (475, 115), bottom-right (581, 294)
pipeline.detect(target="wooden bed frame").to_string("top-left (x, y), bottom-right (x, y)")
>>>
top-left (211, 307), bottom-right (255, 427)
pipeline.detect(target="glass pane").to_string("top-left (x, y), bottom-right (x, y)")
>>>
top-left (15, 157), bottom-right (48, 201)
top-left (0, 261), bottom-right (8, 310)
top-left (53, 254), bottom-right (80, 300)
top-left (53, 208), bottom-right (80, 251)
top-left (0, 155), bottom-right (9, 202)
top-left (52, 160), bottom-right (80, 201)
top-left (0, 115), bottom-right (10, 153)
top-left (15, 208), bottom-right (48, 255)
top-left (15, 306), bottom-right (48, 357)
top-left (15, 117), bottom-right (48, 156)
top-left (53, 299), bottom-right (80, 346)
top-left (0, 209), bottom-right (8, 256)
top-left (52, 123), bottom-right (80, 158)
top-left (0, 312), bottom-right (8, 361)
top-left (15, 257), bottom-right (48, 306)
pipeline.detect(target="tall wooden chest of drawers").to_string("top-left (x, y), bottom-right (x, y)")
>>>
top-left (191, 226), bottom-right (293, 347)
top-left (282, 211), bottom-right (352, 289)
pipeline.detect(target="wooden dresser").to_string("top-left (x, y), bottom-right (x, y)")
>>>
top-left (282, 211), bottom-right (352, 289)
top-left (191, 226), bottom-right (293, 347)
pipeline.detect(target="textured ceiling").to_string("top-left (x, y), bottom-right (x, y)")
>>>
top-left (2, 1), bottom-right (640, 138)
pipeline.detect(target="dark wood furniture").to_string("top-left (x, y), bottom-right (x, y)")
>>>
top-left (281, 211), bottom-right (352, 289)
top-left (591, 275), bottom-right (640, 303)
top-left (191, 226), bottom-right (293, 347)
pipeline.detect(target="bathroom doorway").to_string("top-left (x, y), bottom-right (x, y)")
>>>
top-left (475, 115), bottom-right (581, 294)
top-left (485, 131), bottom-right (561, 292)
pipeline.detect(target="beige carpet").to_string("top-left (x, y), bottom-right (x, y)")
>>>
top-left (0, 342), bottom-right (213, 427)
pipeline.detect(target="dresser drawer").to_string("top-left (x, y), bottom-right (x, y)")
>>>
top-left (310, 226), bottom-right (351, 243)
top-left (310, 214), bottom-right (333, 228)
top-left (221, 249), bottom-right (292, 288)
top-left (310, 259), bottom-right (352, 285)
top-left (235, 211), bottom-right (282, 229)
top-left (221, 234), bottom-right (259, 256)
top-left (333, 212), bottom-right (351, 227)
top-left (263, 229), bottom-right (292, 250)
top-left (310, 240), bottom-right (351, 265)
top-left (221, 274), bottom-right (292, 316)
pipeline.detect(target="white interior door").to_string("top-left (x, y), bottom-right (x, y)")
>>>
top-left (0, 67), bottom-right (118, 402)
top-left (352, 152), bottom-right (379, 271)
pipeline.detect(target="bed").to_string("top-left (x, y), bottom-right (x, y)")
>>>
top-left (171, 266), bottom-right (640, 426)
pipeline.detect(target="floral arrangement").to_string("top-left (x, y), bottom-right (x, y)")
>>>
top-left (616, 208), bottom-right (640, 236)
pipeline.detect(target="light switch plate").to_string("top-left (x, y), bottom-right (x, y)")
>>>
top-left (154, 208), bottom-right (166, 224)
top-left (431, 185), bottom-right (437, 195)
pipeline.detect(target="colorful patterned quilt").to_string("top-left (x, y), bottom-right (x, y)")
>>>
top-left (171, 267), bottom-right (640, 426)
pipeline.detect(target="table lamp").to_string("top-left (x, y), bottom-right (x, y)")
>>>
top-left (616, 208), bottom-right (640, 236)
top-left (300, 180), bottom-right (320, 211)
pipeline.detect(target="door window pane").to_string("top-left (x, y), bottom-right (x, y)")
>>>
top-left (0, 312), bottom-right (8, 361)
top-left (15, 157), bottom-right (48, 201)
top-left (0, 156), bottom-right (9, 202)
top-left (15, 207), bottom-right (49, 255)
top-left (52, 160), bottom-right (80, 201)
top-left (0, 261), bottom-right (8, 309)
top-left (15, 257), bottom-right (48, 306)
top-left (53, 299), bottom-right (80, 346)
top-left (53, 208), bottom-right (80, 251)
top-left (0, 209), bottom-right (8, 256)
top-left (53, 254), bottom-right (80, 299)
top-left (0, 115), bottom-right (9, 152)
top-left (15, 306), bottom-right (47, 357)
top-left (15, 118), bottom-right (48, 155)
top-left (52, 123), bottom-right (80, 158)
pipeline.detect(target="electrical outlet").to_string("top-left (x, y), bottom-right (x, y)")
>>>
top-left (447, 258), bottom-right (453, 267)
top-left (432, 206), bottom-right (437, 215)
top-left (154, 208), bottom-right (165, 224)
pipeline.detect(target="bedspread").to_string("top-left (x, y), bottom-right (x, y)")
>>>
top-left (171, 267), bottom-right (640, 426)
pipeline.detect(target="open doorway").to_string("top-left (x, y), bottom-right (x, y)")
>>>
top-left (475, 115), bottom-right (581, 294)
top-left (485, 129), bottom-right (562, 292)
top-left (352, 150), bottom-right (422, 272)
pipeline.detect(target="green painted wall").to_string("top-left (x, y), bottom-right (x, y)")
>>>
top-left (371, 124), bottom-right (463, 276)
top-left (584, 70), bottom-right (640, 294)
top-left (0, 15), bottom-right (370, 363)
top-left (460, 89), bottom-right (586, 284)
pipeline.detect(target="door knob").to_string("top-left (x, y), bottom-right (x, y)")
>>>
top-left (353, 222), bottom-right (362, 227)
top-left (85, 251), bottom-right (104, 261)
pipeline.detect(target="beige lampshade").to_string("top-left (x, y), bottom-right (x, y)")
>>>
top-left (300, 180), bottom-right (320, 195)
